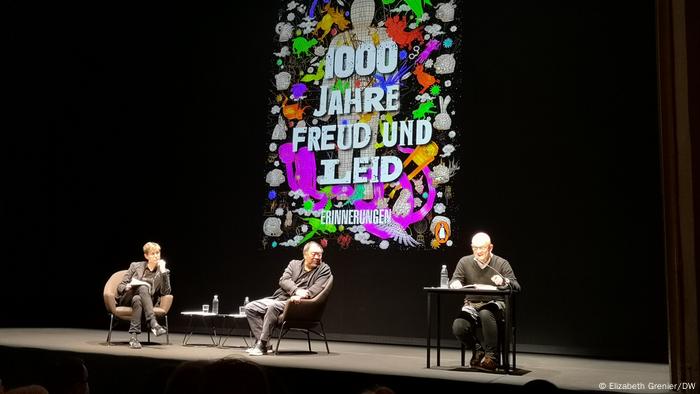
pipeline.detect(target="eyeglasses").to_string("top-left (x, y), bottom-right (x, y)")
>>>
top-left (309, 251), bottom-right (323, 256)
top-left (471, 245), bottom-right (490, 251)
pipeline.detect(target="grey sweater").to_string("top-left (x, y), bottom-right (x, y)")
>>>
top-left (271, 259), bottom-right (332, 301)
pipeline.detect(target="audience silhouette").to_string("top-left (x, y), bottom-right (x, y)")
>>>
top-left (164, 358), bottom-right (272, 394)
top-left (44, 356), bottom-right (89, 394)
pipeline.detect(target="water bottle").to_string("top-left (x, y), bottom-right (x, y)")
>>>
top-left (212, 295), bottom-right (219, 314)
top-left (244, 296), bottom-right (250, 306)
top-left (440, 265), bottom-right (449, 288)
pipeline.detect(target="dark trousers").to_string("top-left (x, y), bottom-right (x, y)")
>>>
top-left (244, 298), bottom-right (286, 343)
top-left (119, 285), bottom-right (157, 334)
top-left (452, 304), bottom-right (500, 357)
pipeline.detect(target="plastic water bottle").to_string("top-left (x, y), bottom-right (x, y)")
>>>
top-left (440, 265), bottom-right (449, 288)
top-left (244, 296), bottom-right (250, 306)
top-left (212, 295), bottom-right (219, 314)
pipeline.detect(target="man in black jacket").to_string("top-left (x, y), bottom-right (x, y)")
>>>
top-left (117, 242), bottom-right (171, 349)
top-left (244, 241), bottom-right (332, 356)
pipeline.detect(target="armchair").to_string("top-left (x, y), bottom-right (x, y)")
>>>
top-left (274, 276), bottom-right (334, 354)
top-left (103, 269), bottom-right (173, 345)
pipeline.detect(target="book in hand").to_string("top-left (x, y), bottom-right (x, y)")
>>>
top-left (130, 278), bottom-right (152, 289)
top-left (463, 283), bottom-right (498, 291)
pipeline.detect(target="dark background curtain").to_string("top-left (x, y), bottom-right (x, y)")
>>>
top-left (2, 1), bottom-right (665, 361)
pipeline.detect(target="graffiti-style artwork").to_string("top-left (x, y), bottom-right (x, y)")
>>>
top-left (263, 0), bottom-right (461, 250)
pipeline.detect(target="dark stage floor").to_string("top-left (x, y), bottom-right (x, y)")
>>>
top-left (0, 328), bottom-right (671, 393)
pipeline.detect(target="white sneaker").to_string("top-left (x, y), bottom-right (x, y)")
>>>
top-left (249, 347), bottom-right (264, 356)
top-left (247, 341), bottom-right (269, 356)
top-left (246, 344), bottom-right (272, 353)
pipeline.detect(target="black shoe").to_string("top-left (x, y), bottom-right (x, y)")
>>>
top-left (151, 325), bottom-right (167, 337)
top-left (129, 335), bottom-right (142, 349)
top-left (470, 349), bottom-right (485, 367)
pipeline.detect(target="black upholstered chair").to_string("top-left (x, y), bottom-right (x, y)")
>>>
top-left (273, 275), bottom-right (334, 354)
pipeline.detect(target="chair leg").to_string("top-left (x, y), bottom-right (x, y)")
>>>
top-left (497, 326), bottom-right (504, 367)
top-left (320, 321), bottom-right (329, 354)
top-left (460, 343), bottom-right (465, 366)
top-left (275, 323), bottom-right (286, 355)
top-left (148, 330), bottom-right (151, 343)
top-left (165, 315), bottom-right (170, 345)
top-left (306, 330), bottom-right (312, 352)
top-left (107, 314), bottom-right (114, 345)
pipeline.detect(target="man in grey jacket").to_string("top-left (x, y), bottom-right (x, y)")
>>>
top-left (117, 242), bottom-right (171, 349)
top-left (244, 240), bottom-right (332, 356)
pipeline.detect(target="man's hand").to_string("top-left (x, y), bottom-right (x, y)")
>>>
top-left (449, 280), bottom-right (463, 289)
top-left (294, 288), bottom-right (309, 298)
top-left (491, 275), bottom-right (504, 286)
top-left (158, 259), bottom-right (168, 273)
top-left (125, 284), bottom-right (132, 291)
top-left (290, 295), bottom-right (303, 304)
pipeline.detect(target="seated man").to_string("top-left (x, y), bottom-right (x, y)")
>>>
top-left (116, 241), bottom-right (171, 349)
top-left (450, 232), bottom-right (521, 371)
top-left (244, 240), bottom-right (332, 356)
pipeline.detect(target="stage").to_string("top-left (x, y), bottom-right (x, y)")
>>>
top-left (0, 328), bottom-right (673, 393)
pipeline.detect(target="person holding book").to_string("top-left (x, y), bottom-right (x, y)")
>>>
top-left (116, 241), bottom-right (171, 349)
top-left (449, 232), bottom-right (521, 371)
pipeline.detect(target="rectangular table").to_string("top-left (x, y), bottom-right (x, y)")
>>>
top-left (424, 286), bottom-right (517, 373)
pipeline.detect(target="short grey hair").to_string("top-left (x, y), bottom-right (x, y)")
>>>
top-left (303, 241), bottom-right (323, 253)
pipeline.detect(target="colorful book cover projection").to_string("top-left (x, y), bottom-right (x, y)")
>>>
top-left (263, 0), bottom-right (460, 250)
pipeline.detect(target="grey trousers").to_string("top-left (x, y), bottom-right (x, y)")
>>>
top-left (119, 285), bottom-right (158, 334)
top-left (452, 304), bottom-right (500, 356)
top-left (244, 298), bottom-right (286, 342)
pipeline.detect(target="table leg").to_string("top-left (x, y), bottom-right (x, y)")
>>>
top-left (183, 316), bottom-right (194, 345)
top-left (183, 316), bottom-right (219, 346)
top-left (219, 318), bottom-right (252, 348)
top-left (504, 294), bottom-right (512, 373)
top-left (218, 317), bottom-right (226, 347)
top-left (211, 317), bottom-right (218, 345)
top-left (513, 322), bottom-right (517, 369)
top-left (437, 292), bottom-right (441, 367)
top-left (426, 291), bottom-right (432, 368)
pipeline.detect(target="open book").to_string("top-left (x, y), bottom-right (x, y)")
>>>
top-left (130, 278), bottom-right (152, 289)
top-left (463, 284), bottom-right (498, 290)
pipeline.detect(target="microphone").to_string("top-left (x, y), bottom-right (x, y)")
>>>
top-left (481, 261), bottom-right (513, 290)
